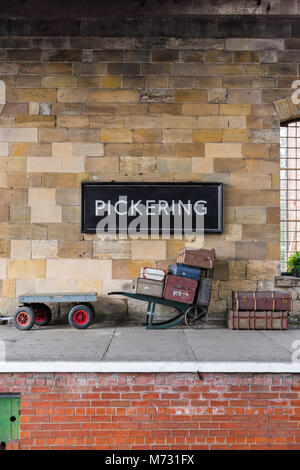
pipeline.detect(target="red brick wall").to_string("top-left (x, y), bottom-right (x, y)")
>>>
top-left (1, 372), bottom-right (300, 450)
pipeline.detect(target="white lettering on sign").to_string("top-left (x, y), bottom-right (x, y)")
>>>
top-left (95, 198), bottom-right (208, 217)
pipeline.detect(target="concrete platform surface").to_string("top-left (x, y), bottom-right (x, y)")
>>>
top-left (0, 324), bottom-right (300, 372)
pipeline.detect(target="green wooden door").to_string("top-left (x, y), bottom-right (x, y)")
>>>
top-left (0, 397), bottom-right (20, 443)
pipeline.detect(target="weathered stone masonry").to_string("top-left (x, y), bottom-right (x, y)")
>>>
top-left (1, 11), bottom-right (300, 321)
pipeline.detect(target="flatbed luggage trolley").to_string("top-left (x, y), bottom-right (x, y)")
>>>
top-left (108, 265), bottom-right (214, 330)
top-left (13, 292), bottom-right (97, 331)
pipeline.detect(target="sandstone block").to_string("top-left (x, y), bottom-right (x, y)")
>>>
top-left (61, 157), bottom-right (85, 173)
top-left (57, 241), bottom-right (92, 259)
top-left (0, 259), bottom-right (7, 279)
top-left (235, 241), bottom-right (267, 260)
top-left (16, 115), bottom-right (55, 128)
top-left (35, 279), bottom-right (77, 294)
top-left (133, 129), bottom-right (161, 143)
top-left (120, 156), bottom-right (157, 173)
top-left (247, 261), bottom-right (279, 281)
top-left (10, 206), bottom-right (31, 224)
top-left (174, 90), bottom-right (206, 103)
top-left (112, 260), bottom-right (156, 279)
top-left (42, 76), bottom-right (75, 88)
top-left (175, 143), bottom-right (204, 157)
top-left (10, 240), bottom-right (31, 260)
top-left (213, 158), bottom-right (247, 173)
top-left (32, 240), bottom-right (58, 259)
top-left (18, 88), bottom-right (56, 103)
top-left (236, 207), bottom-right (266, 224)
top-left (101, 75), bottom-right (122, 88)
top-left (192, 158), bottom-right (214, 173)
top-left (90, 116), bottom-right (124, 128)
top-left (131, 240), bottom-right (167, 260)
top-left (28, 188), bottom-right (56, 205)
top-left (158, 157), bottom-right (190, 173)
top-left (100, 128), bottom-right (132, 143)
top-left (223, 129), bottom-right (249, 143)
top-left (124, 116), bottom-right (161, 129)
top-left (56, 116), bottom-right (89, 128)
top-left (225, 224), bottom-right (242, 242)
top-left (139, 88), bottom-right (173, 103)
top-left (27, 157), bottom-right (61, 173)
top-left (31, 204), bottom-right (62, 223)
top-left (162, 129), bottom-right (192, 144)
top-left (57, 88), bottom-right (88, 103)
top-left (46, 259), bottom-right (112, 281)
top-left (93, 240), bottom-right (131, 259)
top-left (56, 188), bottom-right (80, 206)
top-left (77, 280), bottom-right (102, 295)
top-left (207, 88), bottom-right (227, 104)
top-left (90, 90), bottom-right (139, 103)
top-left (62, 206), bottom-right (81, 224)
top-left (197, 116), bottom-right (229, 128)
top-left (266, 242), bottom-right (280, 261)
top-left (242, 224), bottom-right (279, 242)
top-left (39, 128), bottom-right (67, 143)
top-left (220, 104), bottom-right (251, 116)
top-left (218, 280), bottom-right (257, 299)
top-left (228, 260), bottom-right (247, 280)
top-left (0, 240), bottom-right (10, 259)
top-left (3, 280), bottom-right (16, 298)
top-left (8, 259), bottom-right (46, 280)
top-left (205, 143), bottom-right (242, 158)
top-left (0, 128), bottom-right (37, 142)
top-left (182, 103), bottom-right (219, 116)
top-left (193, 129), bottom-right (222, 143)
top-left (86, 157), bottom-right (119, 173)
top-left (161, 116), bottom-right (197, 129)
top-left (52, 142), bottom-right (72, 157)
top-left (76, 76), bottom-right (100, 87)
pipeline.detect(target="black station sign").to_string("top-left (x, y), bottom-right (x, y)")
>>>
top-left (81, 182), bottom-right (223, 235)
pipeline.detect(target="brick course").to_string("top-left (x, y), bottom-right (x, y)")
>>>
top-left (0, 372), bottom-right (299, 450)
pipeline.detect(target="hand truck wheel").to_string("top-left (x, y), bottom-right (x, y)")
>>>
top-left (185, 305), bottom-right (207, 329)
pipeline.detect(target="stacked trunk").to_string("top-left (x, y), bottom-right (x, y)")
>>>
top-left (131, 248), bottom-right (215, 306)
top-left (228, 291), bottom-right (292, 330)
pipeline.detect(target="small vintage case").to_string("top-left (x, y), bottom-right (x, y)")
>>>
top-left (196, 278), bottom-right (213, 306)
top-left (163, 275), bottom-right (197, 304)
top-left (232, 291), bottom-right (256, 311)
top-left (168, 263), bottom-right (202, 281)
top-left (140, 267), bottom-right (166, 282)
top-left (131, 278), bottom-right (164, 298)
top-left (177, 248), bottom-right (216, 269)
top-left (274, 291), bottom-right (292, 311)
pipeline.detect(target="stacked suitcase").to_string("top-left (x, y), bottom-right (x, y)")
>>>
top-left (131, 248), bottom-right (215, 306)
top-left (227, 291), bottom-right (292, 330)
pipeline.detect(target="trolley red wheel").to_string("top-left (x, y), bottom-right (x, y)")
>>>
top-left (32, 303), bottom-right (52, 326)
top-left (13, 307), bottom-right (35, 331)
top-left (68, 304), bottom-right (93, 329)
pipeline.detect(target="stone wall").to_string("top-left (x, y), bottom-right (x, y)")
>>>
top-left (1, 13), bottom-right (300, 321)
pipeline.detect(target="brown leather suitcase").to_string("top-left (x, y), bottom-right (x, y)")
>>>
top-left (163, 275), bottom-right (197, 304)
top-left (227, 310), bottom-right (288, 330)
top-left (177, 248), bottom-right (216, 269)
top-left (131, 278), bottom-right (164, 298)
top-left (274, 291), bottom-right (292, 311)
top-left (232, 291), bottom-right (256, 311)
